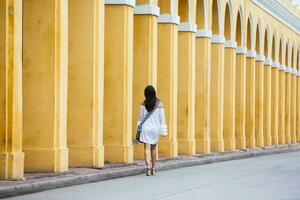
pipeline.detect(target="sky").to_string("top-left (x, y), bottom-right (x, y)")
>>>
top-left (291, 0), bottom-right (300, 8)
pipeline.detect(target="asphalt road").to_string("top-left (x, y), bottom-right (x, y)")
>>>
top-left (6, 151), bottom-right (300, 200)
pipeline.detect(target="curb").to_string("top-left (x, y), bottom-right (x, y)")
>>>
top-left (1, 144), bottom-right (300, 199)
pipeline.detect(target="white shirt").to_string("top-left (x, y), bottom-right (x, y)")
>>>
top-left (137, 103), bottom-right (168, 145)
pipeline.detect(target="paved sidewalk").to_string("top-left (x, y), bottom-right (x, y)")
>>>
top-left (1, 144), bottom-right (300, 199)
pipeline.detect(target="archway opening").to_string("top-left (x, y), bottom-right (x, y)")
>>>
top-left (196, 0), bottom-right (205, 29)
top-left (212, 0), bottom-right (219, 34)
top-left (285, 43), bottom-right (289, 66)
top-left (255, 23), bottom-right (261, 54)
top-left (264, 29), bottom-right (269, 57)
top-left (179, 0), bottom-right (189, 22)
top-left (279, 38), bottom-right (283, 64)
top-left (236, 11), bottom-right (242, 46)
top-left (291, 47), bottom-right (294, 68)
top-left (271, 34), bottom-right (276, 61)
top-left (246, 17), bottom-right (252, 50)
top-left (224, 3), bottom-right (231, 40)
top-left (158, 0), bottom-right (172, 14)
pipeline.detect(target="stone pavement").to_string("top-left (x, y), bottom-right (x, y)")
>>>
top-left (1, 144), bottom-right (300, 199)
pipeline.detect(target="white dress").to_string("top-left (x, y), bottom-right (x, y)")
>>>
top-left (137, 103), bottom-right (168, 145)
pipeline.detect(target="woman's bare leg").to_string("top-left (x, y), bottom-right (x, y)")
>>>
top-left (144, 144), bottom-right (151, 169)
top-left (151, 144), bottom-right (157, 169)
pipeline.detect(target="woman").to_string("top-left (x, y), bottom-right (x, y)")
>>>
top-left (137, 85), bottom-right (167, 176)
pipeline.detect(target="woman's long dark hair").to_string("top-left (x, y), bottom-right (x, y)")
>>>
top-left (144, 85), bottom-right (158, 112)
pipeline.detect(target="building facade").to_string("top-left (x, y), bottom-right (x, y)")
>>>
top-left (1, 0), bottom-right (300, 180)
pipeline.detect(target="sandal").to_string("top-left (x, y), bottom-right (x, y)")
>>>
top-left (146, 168), bottom-right (151, 176)
top-left (151, 168), bottom-right (156, 176)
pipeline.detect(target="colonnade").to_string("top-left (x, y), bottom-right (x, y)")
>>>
top-left (1, 0), bottom-right (300, 180)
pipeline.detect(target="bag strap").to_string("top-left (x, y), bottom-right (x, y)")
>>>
top-left (138, 101), bottom-right (160, 128)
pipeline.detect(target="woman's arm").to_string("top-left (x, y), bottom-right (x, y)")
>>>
top-left (158, 104), bottom-right (168, 135)
top-left (137, 105), bottom-right (144, 127)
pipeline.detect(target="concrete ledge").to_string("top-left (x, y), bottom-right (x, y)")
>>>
top-left (1, 144), bottom-right (300, 198)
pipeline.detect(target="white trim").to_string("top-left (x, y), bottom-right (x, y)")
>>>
top-left (279, 65), bottom-right (286, 71)
top-left (105, 0), bottom-right (135, 7)
top-left (292, 68), bottom-right (298, 75)
top-left (246, 50), bottom-right (257, 58)
top-left (256, 54), bottom-right (265, 62)
top-left (285, 67), bottom-right (293, 73)
top-left (211, 35), bottom-right (225, 44)
top-left (272, 61), bottom-right (280, 68)
top-left (158, 14), bottom-right (180, 25)
top-left (178, 23), bottom-right (197, 33)
top-left (225, 40), bottom-right (237, 49)
top-left (297, 71), bottom-right (300, 77)
top-left (134, 5), bottom-right (160, 16)
top-left (236, 46), bottom-right (247, 54)
top-left (264, 58), bottom-right (273, 66)
top-left (195, 29), bottom-right (212, 38)
top-left (251, 0), bottom-right (300, 36)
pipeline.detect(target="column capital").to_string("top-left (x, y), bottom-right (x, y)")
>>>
top-left (134, 5), bottom-right (160, 16)
top-left (279, 65), bottom-right (286, 71)
top-left (292, 68), bottom-right (298, 75)
top-left (246, 50), bottom-right (257, 58)
top-left (285, 66), bottom-right (293, 73)
top-left (105, 0), bottom-right (135, 7)
top-left (195, 29), bottom-right (212, 38)
top-left (264, 58), bottom-right (273, 66)
top-left (211, 35), bottom-right (225, 44)
top-left (158, 14), bottom-right (180, 25)
top-left (236, 46), bottom-right (247, 54)
top-left (297, 71), bottom-right (300, 77)
top-left (224, 40), bottom-right (237, 49)
top-left (272, 61), bottom-right (280, 68)
top-left (178, 23), bottom-right (197, 33)
top-left (256, 54), bottom-right (265, 62)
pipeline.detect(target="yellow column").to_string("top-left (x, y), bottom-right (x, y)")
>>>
top-left (195, 29), bottom-right (212, 154)
top-left (157, 14), bottom-right (179, 157)
top-left (177, 23), bottom-right (196, 155)
top-left (68, 0), bottom-right (105, 167)
top-left (133, 4), bottom-right (159, 159)
top-left (278, 65), bottom-right (286, 144)
top-left (235, 47), bottom-right (247, 149)
top-left (104, 1), bottom-right (134, 163)
top-left (255, 55), bottom-right (264, 147)
top-left (0, 0), bottom-right (24, 179)
top-left (285, 67), bottom-right (292, 144)
top-left (291, 68), bottom-right (297, 143)
top-left (297, 71), bottom-right (300, 142)
top-left (271, 61), bottom-right (279, 145)
top-left (23, 0), bottom-right (68, 172)
top-left (245, 51), bottom-right (256, 148)
top-left (210, 35), bottom-right (225, 152)
top-left (263, 58), bottom-right (272, 146)
top-left (224, 40), bottom-right (237, 151)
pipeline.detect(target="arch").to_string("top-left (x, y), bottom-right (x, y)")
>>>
top-left (291, 45), bottom-right (295, 68)
top-left (196, 0), bottom-right (208, 29)
top-left (297, 48), bottom-right (300, 71)
top-left (178, 0), bottom-right (190, 22)
top-left (235, 8), bottom-right (243, 46)
top-left (224, 1), bottom-right (233, 40)
top-left (263, 25), bottom-right (270, 58)
top-left (285, 40), bottom-right (289, 66)
top-left (279, 37), bottom-right (283, 64)
top-left (211, 0), bottom-right (221, 34)
top-left (255, 19), bottom-right (262, 54)
top-left (271, 33), bottom-right (276, 61)
top-left (246, 14), bottom-right (253, 50)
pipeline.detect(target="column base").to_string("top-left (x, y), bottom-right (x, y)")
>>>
top-left (236, 137), bottom-right (246, 149)
top-left (178, 139), bottom-right (196, 155)
top-left (264, 136), bottom-right (272, 146)
top-left (24, 148), bottom-right (68, 173)
top-left (224, 139), bottom-right (236, 151)
top-left (246, 136), bottom-right (255, 148)
top-left (69, 145), bottom-right (104, 168)
top-left (158, 140), bottom-right (178, 158)
top-left (211, 139), bottom-right (224, 152)
top-left (133, 144), bottom-right (145, 160)
top-left (271, 136), bottom-right (279, 145)
top-left (255, 136), bottom-right (264, 147)
top-left (195, 139), bottom-right (210, 154)
top-left (285, 135), bottom-right (291, 144)
top-left (0, 152), bottom-right (24, 180)
top-left (105, 145), bottom-right (133, 163)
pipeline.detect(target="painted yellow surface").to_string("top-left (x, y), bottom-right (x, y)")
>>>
top-left (235, 52), bottom-right (246, 149)
top-left (104, 5), bottom-right (133, 163)
top-left (177, 31), bottom-right (196, 155)
top-left (195, 36), bottom-right (211, 154)
top-left (23, 0), bottom-right (69, 173)
top-left (2, 0), bottom-right (300, 179)
top-left (157, 22), bottom-right (178, 158)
